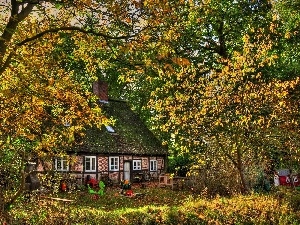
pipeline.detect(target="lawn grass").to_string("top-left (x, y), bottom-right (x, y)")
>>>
top-left (50, 183), bottom-right (189, 210)
top-left (7, 184), bottom-right (300, 224)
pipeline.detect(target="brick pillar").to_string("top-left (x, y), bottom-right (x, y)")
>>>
top-left (92, 80), bottom-right (108, 101)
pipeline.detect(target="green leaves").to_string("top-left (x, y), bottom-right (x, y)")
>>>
top-left (55, 3), bottom-right (63, 10)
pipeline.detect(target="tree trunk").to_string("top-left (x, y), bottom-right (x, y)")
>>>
top-left (0, 193), bottom-right (10, 225)
top-left (0, 152), bottom-right (27, 224)
top-left (236, 148), bottom-right (249, 194)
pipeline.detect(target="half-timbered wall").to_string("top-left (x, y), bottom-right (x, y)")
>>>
top-left (98, 156), bottom-right (107, 171)
top-left (120, 156), bottom-right (124, 171)
top-left (142, 157), bottom-right (148, 169)
top-left (36, 154), bottom-right (166, 184)
top-left (73, 156), bottom-right (83, 172)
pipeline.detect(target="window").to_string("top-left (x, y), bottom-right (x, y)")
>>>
top-left (150, 160), bottom-right (157, 171)
top-left (55, 157), bottom-right (69, 172)
top-left (133, 160), bottom-right (141, 170)
top-left (109, 156), bottom-right (119, 171)
top-left (85, 156), bottom-right (96, 172)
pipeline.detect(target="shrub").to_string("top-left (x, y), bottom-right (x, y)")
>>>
top-left (167, 154), bottom-right (192, 177)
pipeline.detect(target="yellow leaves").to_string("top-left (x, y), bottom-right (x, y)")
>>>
top-left (278, 101), bottom-right (285, 108)
top-left (141, 35), bottom-right (151, 42)
top-left (171, 57), bottom-right (191, 66)
top-left (118, 74), bottom-right (135, 83)
top-left (214, 118), bottom-right (223, 127)
top-left (269, 22), bottom-right (278, 33)
top-left (0, 43), bottom-right (109, 152)
top-left (144, 59), bottom-right (153, 67)
top-left (124, 17), bottom-right (131, 24)
top-left (243, 34), bottom-right (250, 44)
top-left (32, 96), bottom-right (44, 106)
top-left (239, 115), bottom-right (252, 126)
top-left (164, 64), bottom-right (174, 72)
top-left (249, 93), bottom-right (257, 99)
top-left (27, 133), bottom-right (36, 141)
top-left (157, 45), bottom-right (172, 59)
top-left (165, 29), bottom-right (181, 41)
top-left (48, 77), bottom-right (55, 86)
top-left (188, 0), bottom-right (195, 6)
top-left (285, 32), bottom-right (291, 39)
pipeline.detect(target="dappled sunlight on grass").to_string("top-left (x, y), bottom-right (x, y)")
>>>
top-left (9, 185), bottom-right (300, 224)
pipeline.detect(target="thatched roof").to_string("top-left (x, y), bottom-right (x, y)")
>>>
top-left (73, 100), bottom-right (167, 156)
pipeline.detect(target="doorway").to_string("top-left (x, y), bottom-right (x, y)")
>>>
top-left (124, 161), bottom-right (131, 181)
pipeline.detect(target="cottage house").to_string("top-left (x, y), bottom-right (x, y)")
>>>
top-left (37, 81), bottom-right (168, 185)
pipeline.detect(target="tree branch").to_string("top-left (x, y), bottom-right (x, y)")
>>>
top-left (0, 1), bottom-right (34, 71)
top-left (0, 2), bottom-right (34, 48)
top-left (215, 134), bottom-right (238, 168)
top-left (4, 149), bottom-right (26, 210)
top-left (17, 26), bottom-right (138, 46)
top-left (18, 2), bottom-right (35, 21)
top-left (0, 52), bottom-right (14, 75)
top-left (0, 25), bottom-right (145, 74)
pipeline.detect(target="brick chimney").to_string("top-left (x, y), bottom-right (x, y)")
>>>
top-left (92, 80), bottom-right (108, 102)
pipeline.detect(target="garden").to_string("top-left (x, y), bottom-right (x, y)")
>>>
top-left (3, 181), bottom-right (300, 225)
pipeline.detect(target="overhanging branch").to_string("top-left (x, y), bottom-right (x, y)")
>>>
top-left (17, 26), bottom-right (138, 46)
top-left (0, 52), bottom-right (13, 75)
top-left (0, 24), bottom-right (149, 74)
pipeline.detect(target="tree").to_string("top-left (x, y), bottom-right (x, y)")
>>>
top-left (265, 0), bottom-right (300, 80)
top-left (112, 0), bottom-right (274, 142)
top-left (111, 0), bottom-right (300, 193)
top-left (0, 0), bottom-right (148, 220)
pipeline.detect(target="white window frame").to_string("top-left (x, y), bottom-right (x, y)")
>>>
top-left (150, 160), bottom-right (157, 171)
top-left (133, 160), bottom-right (142, 170)
top-left (54, 157), bottom-right (69, 172)
top-left (85, 156), bottom-right (97, 172)
top-left (109, 156), bottom-right (119, 171)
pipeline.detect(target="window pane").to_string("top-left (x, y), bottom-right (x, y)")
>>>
top-left (110, 158), bottom-right (113, 170)
top-left (150, 160), bottom-right (157, 171)
top-left (92, 157), bottom-right (96, 170)
top-left (62, 159), bottom-right (68, 170)
top-left (133, 160), bottom-right (141, 170)
top-left (133, 161), bottom-right (136, 170)
top-left (112, 158), bottom-right (115, 166)
top-left (86, 157), bottom-right (90, 171)
top-left (57, 160), bottom-right (62, 170)
top-left (109, 157), bottom-right (119, 171)
top-left (85, 156), bottom-right (97, 172)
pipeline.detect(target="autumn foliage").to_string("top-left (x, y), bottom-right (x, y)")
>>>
top-left (116, 1), bottom-right (300, 193)
top-left (1, 0), bottom-right (300, 222)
